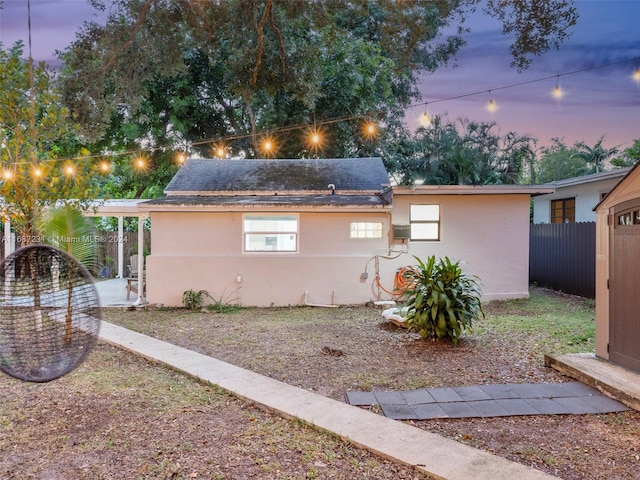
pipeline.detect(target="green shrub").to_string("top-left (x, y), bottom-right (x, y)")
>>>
top-left (182, 289), bottom-right (210, 310)
top-left (402, 256), bottom-right (484, 346)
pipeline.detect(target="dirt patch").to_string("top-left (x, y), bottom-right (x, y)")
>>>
top-left (2, 288), bottom-right (638, 479)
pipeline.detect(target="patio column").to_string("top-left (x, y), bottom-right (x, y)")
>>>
top-left (117, 216), bottom-right (124, 278)
top-left (4, 219), bottom-right (11, 259)
top-left (132, 214), bottom-right (147, 306)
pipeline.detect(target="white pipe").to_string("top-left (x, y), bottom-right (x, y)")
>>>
top-left (304, 290), bottom-right (338, 308)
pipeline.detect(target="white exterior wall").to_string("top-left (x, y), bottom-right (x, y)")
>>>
top-left (146, 210), bottom-right (392, 307)
top-left (533, 177), bottom-right (623, 224)
top-left (146, 192), bottom-right (534, 307)
top-left (383, 193), bottom-right (532, 301)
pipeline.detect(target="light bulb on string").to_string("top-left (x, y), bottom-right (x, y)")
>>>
top-left (64, 163), bottom-right (76, 177)
top-left (212, 144), bottom-right (227, 159)
top-left (306, 126), bottom-right (324, 153)
top-left (361, 120), bottom-right (378, 140)
top-left (134, 155), bottom-right (147, 171)
top-left (418, 108), bottom-right (431, 128)
top-left (486, 91), bottom-right (498, 113)
top-left (260, 135), bottom-right (277, 158)
top-left (3, 169), bottom-right (13, 181)
top-left (99, 160), bottom-right (111, 173)
top-left (633, 66), bottom-right (640, 83)
top-left (552, 75), bottom-right (564, 100)
top-left (32, 165), bottom-right (43, 179)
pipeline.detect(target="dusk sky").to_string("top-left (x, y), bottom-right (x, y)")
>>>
top-left (1, 0), bottom-right (638, 152)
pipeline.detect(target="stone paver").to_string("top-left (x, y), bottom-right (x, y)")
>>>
top-left (345, 381), bottom-right (628, 420)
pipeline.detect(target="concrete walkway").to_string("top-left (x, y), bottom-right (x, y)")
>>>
top-left (98, 321), bottom-right (559, 480)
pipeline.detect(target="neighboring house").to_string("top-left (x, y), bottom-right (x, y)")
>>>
top-left (141, 157), bottom-right (552, 307)
top-left (532, 168), bottom-right (631, 224)
top-left (594, 163), bottom-right (640, 374)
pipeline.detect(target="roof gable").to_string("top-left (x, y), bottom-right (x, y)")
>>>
top-left (165, 157), bottom-right (390, 195)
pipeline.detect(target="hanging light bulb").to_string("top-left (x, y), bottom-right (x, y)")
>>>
top-left (64, 163), bottom-right (76, 177)
top-left (487, 98), bottom-right (497, 113)
top-left (260, 136), bottom-right (277, 157)
top-left (100, 161), bottom-right (111, 173)
top-left (134, 156), bottom-right (147, 170)
top-left (633, 66), bottom-right (640, 83)
top-left (213, 145), bottom-right (226, 159)
top-left (552, 76), bottom-right (564, 100)
top-left (307, 127), bottom-right (324, 152)
top-left (33, 165), bottom-right (43, 179)
top-left (362, 121), bottom-right (378, 140)
top-left (418, 111), bottom-right (431, 128)
top-left (176, 152), bottom-right (186, 165)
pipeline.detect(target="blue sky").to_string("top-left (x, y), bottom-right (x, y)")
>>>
top-left (1, 0), bottom-right (639, 152)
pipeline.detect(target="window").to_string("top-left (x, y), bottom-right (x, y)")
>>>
top-left (551, 198), bottom-right (575, 223)
top-left (243, 215), bottom-right (297, 252)
top-left (350, 222), bottom-right (383, 239)
top-left (410, 204), bottom-right (440, 241)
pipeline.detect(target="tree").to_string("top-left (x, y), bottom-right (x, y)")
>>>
top-left (610, 139), bottom-right (640, 168)
top-left (0, 43), bottom-right (100, 240)
top-left (572, 136), bottom-right (620, 174)
top-left (390, 116), bottom-right (535, 186)
top-left (535, 138), bottom-right (588, 183)
top-left (57, 0), bottom-right (578, 173)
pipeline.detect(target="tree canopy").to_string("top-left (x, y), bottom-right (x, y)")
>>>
top-left (0, 43), bottom-right (100, 238)
top-left (58, 0), bottom-right (578, 183)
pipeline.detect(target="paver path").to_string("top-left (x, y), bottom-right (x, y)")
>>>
top-left (345, 382), bottom-right (628, 420)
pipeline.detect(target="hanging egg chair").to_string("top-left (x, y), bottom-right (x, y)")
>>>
top-left (0, 244), bottom-right (101, 382)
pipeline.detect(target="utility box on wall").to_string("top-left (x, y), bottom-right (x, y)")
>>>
top-left (392, 224), bottom-right (411, 240)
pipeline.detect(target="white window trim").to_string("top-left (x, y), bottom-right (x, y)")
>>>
top-left (243, 214), bottom-right (299, 253)
top-left (410, 204), bottom-right (440, 241)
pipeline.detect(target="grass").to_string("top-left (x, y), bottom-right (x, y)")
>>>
top-left (478, 288), bottom-right (596, 355)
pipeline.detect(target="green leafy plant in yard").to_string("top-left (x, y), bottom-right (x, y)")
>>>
top-left (402, 256), bottom-right (484, 345)
top-left (182, 289), bottom-right (210, 310)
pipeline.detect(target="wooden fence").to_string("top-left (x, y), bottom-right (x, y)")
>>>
top-left (529, 222), bottom-right (595, 298)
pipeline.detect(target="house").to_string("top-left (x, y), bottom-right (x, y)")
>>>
top-left (532, 168), bottom-right (631, 224)
top-left (142, 157), bottom-right (552, 307)
top-left (594, 162), bottom-right (640, 373)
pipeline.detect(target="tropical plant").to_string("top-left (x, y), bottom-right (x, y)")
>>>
top-left (182, 289), bottom-right (211, 310)
top-left (572, 136), bottom-right (620, 174)
top-left (401, 256), bottom-right (484, 346)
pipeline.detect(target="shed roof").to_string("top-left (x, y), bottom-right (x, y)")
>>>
top-left (165, 157), bottom-right (390, 195)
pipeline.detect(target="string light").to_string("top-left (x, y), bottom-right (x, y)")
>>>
top-left (552, 76), bottom-right (564, 100)
top-left (64, 163), bottom-right (76, 177)
top-left (134, 156), bottom-right (147, 170)
top-left (32, 166), bottom-right (43, 179)
top-left (213, 144), bottom-right (227, 159)
top-left (633, 66), bottom-right (640, 83)
top-left (487, 91), bottom-right (498, 113)
top-left (260, 135), bottom-right (277, 157)
top-left (306, 127), bottom-right (324, 152)
top-left (418, 111), bottom-right (432, 127)
top-left (3, 170), bottom-right (13, 181)
top-left (176, 152), bottom-right (187, 165)
top-left (99, 160), bottom-right (111, 173)
top-left (362, 121), bottom-right (378, 139)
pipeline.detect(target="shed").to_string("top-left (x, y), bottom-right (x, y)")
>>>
top-left (594, 163), bottom-right (640, 373)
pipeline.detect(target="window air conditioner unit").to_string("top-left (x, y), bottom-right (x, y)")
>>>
top-left (392, 224), bottom-right (411, 240)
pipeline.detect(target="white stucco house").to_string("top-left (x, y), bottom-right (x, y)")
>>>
top-left (532, 168), bottom-right (631, 224)
top-left (135, 157), bottom-right (552, 307)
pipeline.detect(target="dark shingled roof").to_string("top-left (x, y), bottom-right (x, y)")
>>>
top-left (164, 157), bottom-right (390, 194)
top-left (143, 194), bottom-right (389, 208)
